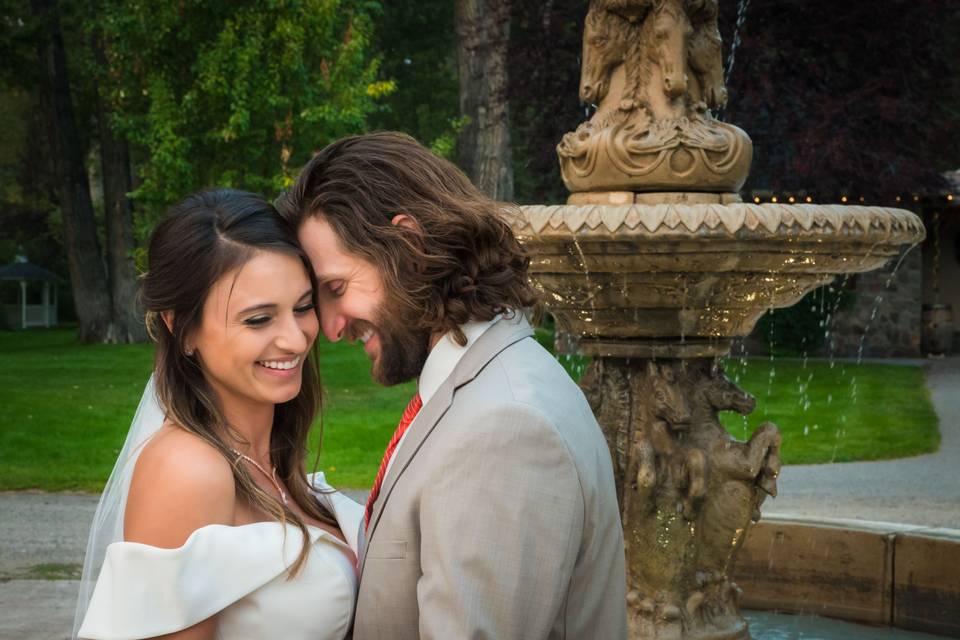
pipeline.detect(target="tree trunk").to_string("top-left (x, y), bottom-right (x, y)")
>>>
top-left (32, 0), bottom-right (115, 343)
top-left (455, 0), bottom-right (514, 201)
top-left (93, 36), bottom-right (147, 343)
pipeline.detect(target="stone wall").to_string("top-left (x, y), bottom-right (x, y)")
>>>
top-left (741, 245), bottom-right (924, 359)
top-left (827, 246), bottom-right (923, 358)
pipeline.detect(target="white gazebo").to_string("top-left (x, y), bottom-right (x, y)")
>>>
top-left (0, 256), bottom-right (59, 329)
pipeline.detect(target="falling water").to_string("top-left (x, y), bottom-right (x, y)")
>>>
top-left (854, 243), bottom-right (921, 365)
top-left (723, 0), bottom-right (752, 85)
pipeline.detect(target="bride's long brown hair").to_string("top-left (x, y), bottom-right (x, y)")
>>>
top-left (141, 189), bottom-right (334, 575)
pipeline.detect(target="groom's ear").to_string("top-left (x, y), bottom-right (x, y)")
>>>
top-left (391, 214), bottom-right (426, 272)
top-left (391, 213), bottom-right (417, 230)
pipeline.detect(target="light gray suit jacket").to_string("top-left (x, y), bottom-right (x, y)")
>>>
top-left (353, 314), bottom-right (627, 639)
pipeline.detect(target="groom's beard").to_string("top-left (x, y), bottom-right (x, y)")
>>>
top-left (368, 303), bottom-right (432, 387)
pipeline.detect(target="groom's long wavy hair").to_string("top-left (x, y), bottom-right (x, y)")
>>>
top-left (141, 189), bottom-right (334, 575)
top-left (276, 131), bottom-right (539, 346)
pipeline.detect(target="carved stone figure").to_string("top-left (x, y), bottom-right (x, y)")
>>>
top-left (580, 358), bottom-right (780, 639)
top-left (559, 0), bottom-right (752, 196)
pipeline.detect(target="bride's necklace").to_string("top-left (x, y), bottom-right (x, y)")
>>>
top-left (232, 449), bottom-right (289, 506)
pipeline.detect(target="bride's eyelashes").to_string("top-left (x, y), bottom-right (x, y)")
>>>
top-left (242, 303), bottom-right (316, 328)
top-left (243, 315), bottom-right (272, 327)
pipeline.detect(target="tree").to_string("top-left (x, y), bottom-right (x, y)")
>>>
top-left (2, 0), bottom-right (385, 342)
top-left (455, 0), bottom-right (514, 200)
top-left (369, 0), bottom-right (459, 154)
top-left (32, 0), bottom-right (115, 342)
top-left (97, 0), bottom-right (386, 224)
top-left (92, 31), bottom-right (143, 342)
top-left (509, 0), bottom-right (583, 204)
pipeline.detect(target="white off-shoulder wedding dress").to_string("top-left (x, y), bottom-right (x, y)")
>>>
top-left (77, 474), bottom-right (362, 640)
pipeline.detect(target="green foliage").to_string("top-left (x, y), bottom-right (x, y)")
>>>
top-left (367, 0), bottom-right (459, 150)
top-left (753, 283), bottom-right (856, 357)
top-left (96, 0), bottom-right (388, 227)
top-left (509, 0), bottom-right (592, 204)
top-left (428, 116), bottom-right (471, 160)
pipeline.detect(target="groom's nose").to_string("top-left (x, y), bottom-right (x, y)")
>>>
top-left (319, 301), bottom-right (347, 342)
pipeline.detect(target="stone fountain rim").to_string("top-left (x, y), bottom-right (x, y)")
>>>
top-left (737, 513), bottom-right (960, 637)
top-left (511, 203), bottom-right (925, 243)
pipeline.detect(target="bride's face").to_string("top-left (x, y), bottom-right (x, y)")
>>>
top-left (190, 250), bottom-right (319, 411)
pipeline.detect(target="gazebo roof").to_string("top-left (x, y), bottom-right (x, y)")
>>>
top-left (0, 261), bottom-right (59, 282)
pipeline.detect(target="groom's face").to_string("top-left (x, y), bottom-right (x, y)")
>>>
top-left (298, 216), bottom-right (431, 386)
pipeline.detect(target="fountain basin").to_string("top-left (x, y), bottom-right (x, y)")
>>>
top-left (734, 515), bottom-right (960, 638)
top-left (512, 203), bottom-right (925, 357)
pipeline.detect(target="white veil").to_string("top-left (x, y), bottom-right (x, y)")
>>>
top-left (72, 374), bottom-right (166, 639)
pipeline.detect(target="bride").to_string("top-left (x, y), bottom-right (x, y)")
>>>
top-left (73, 189), bottom-right (361, 640)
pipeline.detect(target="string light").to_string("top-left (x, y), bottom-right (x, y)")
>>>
top-left (745, 193), bottom-right (936, 205)
top-left (949, 194), bottom-right (955, 202)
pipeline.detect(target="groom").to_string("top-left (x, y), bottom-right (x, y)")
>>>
top-left (278, 132), bottom-right (626, 639)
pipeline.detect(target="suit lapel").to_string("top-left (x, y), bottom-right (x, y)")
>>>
top-left (359, 314), bottom-right (534, 576)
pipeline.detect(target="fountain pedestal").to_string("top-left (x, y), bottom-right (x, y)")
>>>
top-left (582, 357), bottom-right (776, 640)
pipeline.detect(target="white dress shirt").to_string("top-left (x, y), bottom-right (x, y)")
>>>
top-left (383, 317), bottom-right (499, 476)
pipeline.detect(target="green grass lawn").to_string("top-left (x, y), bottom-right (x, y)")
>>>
top-left (541, 334), bottom-right (940, 465)
top-left (718, 357), bottom-right (939, 464)
top-left (0, 328), bottom-right (413, 491)
top-left (0, 328), bottom-right (940, 491)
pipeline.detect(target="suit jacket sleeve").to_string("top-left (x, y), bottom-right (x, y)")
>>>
top-left (416, 398), bottom-right (584, 640)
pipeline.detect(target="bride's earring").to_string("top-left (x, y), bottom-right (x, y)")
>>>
top-left (185, 346), bottom-right (195, 356)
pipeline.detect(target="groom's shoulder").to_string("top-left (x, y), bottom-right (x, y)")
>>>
top-left (495, 335), bottom-right (585, 397)
top-left (464, 335), bottom-right (596, 430)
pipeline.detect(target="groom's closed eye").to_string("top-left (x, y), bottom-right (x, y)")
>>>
top-left (324, 280), bottom-right (346, 297)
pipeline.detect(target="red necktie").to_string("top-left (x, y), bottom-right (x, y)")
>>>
top-left (365, 392), bottom-right (423, 530)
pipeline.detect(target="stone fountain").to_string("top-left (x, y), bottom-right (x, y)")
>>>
top-left (509, 1), bottom-right (926, 638)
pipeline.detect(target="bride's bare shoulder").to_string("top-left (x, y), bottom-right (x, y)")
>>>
top-left (124, 422), bottom-right (236, 548)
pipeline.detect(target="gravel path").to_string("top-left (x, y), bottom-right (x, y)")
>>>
top-left (765, 357), bottom-right (960, 528)
top-left (0, 360), bottom-right (957, 639)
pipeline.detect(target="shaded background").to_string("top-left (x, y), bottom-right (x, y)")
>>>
top-left (1, 0), bottom-right (959, 341)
